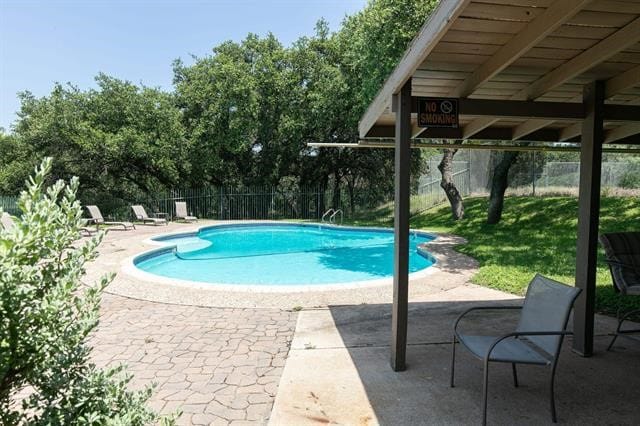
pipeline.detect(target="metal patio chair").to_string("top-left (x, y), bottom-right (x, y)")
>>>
top-left (131, 205), bottom-right (168, 226)
top-left (175, 201), bottom-right (198, 222)
top-left (1, 212), bottom-right (15, 231)
top-left (450, 274), bottom-right (581, 425)
top-left (85, 205), bottom-right (135, 230)
top-left (599, 232), bottom-right (640, 351)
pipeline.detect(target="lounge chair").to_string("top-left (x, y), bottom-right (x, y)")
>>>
top-left (451, 274), bottom-right (581, 425)
top-left (1, 212), bottom-right (15, 230)
top-left (131, 205), bottom-right (168, 226)
top-left (85, 205), bottom-right (135, 230)
top-left (175, 201), bottom-right (198, 222)
top-left (599, 232), bottom-right (640, 350)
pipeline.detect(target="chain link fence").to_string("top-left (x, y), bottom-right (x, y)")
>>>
top-left (2, 151), bottom-right (637, 222)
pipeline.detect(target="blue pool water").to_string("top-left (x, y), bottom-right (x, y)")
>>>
top-left (134, 224), bottom-right (435, 286)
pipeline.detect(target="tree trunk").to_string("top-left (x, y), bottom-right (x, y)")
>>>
top-left (346, 177), bottom-right (356, 215)
top-left (332, 172), bottom-right (341, 209)
top-left (437, 145), bottom-right (464, 220)
top-left (487, 151), bottom-right (519, 224)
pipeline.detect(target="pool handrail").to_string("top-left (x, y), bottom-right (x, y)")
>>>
top-left (322, 208), bottom-right (335, 223)
top-left (329, 209), bottom-right (343, 225)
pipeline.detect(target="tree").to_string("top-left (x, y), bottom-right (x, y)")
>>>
top-left (0, 129), bottom-right (34, 194)
top-left (437, 141), bottom-right (464, 220)
top-left (487, 151), bottom-right (519, 224)
top-left (0, 158), bottom-right (177, 424)
top-left (11, 75), bottom-right (188, 211)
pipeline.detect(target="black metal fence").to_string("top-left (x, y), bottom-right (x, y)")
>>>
top-left (0, 196), bottom-right (19, 216)
top-left (77, 186), bottom-right (397, 222)
top-left (1, 180), bottom-right (463, 222)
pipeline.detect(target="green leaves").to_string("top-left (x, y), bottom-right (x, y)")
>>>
top-left (0, 160), bottom-right (172, 425)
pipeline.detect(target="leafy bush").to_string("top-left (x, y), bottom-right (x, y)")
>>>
top-left (619, 166), bottom-right (640, 189)
top-left (0, 158), bottom-right (176, 425)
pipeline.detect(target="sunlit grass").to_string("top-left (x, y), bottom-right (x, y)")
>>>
top-left (350, 196), bottom-right (640, 316)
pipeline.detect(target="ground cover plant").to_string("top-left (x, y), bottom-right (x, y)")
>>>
top-left (0, 159), bottom-right (176, 425)
top-left (350, 196), bottom-right (640, 316)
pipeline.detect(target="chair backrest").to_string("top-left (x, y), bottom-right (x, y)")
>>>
top-left (86, 205), bottom-right (104, 223)
top-left (1, 212), bottom-right (15, 230)
top-left (516, 274), bottom-right (581, 357)
top-left (175, 201), bottom-right (188, 217)
top-left (599, 232), bottom-right (640, 295)
top-left (131, 205), bottom-right (148, 220)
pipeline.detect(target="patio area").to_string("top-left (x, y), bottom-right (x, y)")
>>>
top-left (271, 303), bottom-right (640, 425)
top-left (85, 224), bottom-right (640, 425)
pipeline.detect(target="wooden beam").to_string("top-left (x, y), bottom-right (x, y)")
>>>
top-left (358, 0), bottom-right (472, 138)
top-left (519, 17), bottom-right (640, 100)
top-left (404, 98), bottom-right (585, 119)
top-left (308, 141), bottom-right (640, 153)
top-left (604, 123), bottom-right (640, 143)
top-left (559, 122), bottom-right (582, 141)
top-left (462, 99), bottom-right (583, 119)
top-left (512, 119), bottom-right (552, 140)
top-left (603, 104), bottom-right (640, 122)
top-left (511, 65), bottom-right (640, 141)
top-left (605, 64), bottom-right (640, 98)
top-left (573, 81), bottom-right (605, 357)
top-left (449, 0), bottom-right (589, 98)
top-left (366, 125), bottom-right (396, 138)
top-left (391, 80), bottom-right (412, 372)
top-left (462, 117), bottom-right (497, 139)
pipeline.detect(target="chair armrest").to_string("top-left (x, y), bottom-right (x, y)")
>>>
top-left (153, 212), bottom-right (168, 218)
top-left (604, 259), bottom-right (640, 274)
top-left (484, 330), bottom-right (573, 362)
top-left (454, 306), bottom-right (522, 333)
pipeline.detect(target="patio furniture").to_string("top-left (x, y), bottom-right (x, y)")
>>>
top-left (131, 205), bottom-right (168, 226)
top-left (85, 205), bottom-right (135, 230)
top-left (1, 212), bottom-right (15, 230)
top-left (175, 201), bottom-right (197, 222)
top-left (599, 232), bottom-right (640, 351)
top-left (450, 274), bottom-right (581, 425)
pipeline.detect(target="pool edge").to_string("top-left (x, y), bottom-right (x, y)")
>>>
top-left (122, 221), bottom-right (438, 293)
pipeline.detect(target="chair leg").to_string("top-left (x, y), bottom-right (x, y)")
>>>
top-left (482, 359), bottom-right (490, 426)
top-left (608, 306), bottom-right (624, 351)
top-left (607, 308), bottom-right (640, 351)
top-left (450, 335), bottom-right (457, 388)
top-left (511, 363), bottom-right (519, 388)
top-left (607, 333), bottom-right (618, 351)
top-left (550, 365), bottom-right (558, 423)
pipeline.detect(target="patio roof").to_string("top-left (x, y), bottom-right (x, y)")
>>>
top-left (348, 0), bottom-right (640, 372)
top-left (358, 0), bottom-right (640, 145)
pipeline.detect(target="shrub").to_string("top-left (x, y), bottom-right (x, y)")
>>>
top-left (0, 158), bottom-right (176, 425)
top-left (619, 167), bottom-right (640, 189)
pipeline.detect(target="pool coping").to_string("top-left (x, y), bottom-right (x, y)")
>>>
top-left (121, 221), bottom-right (439, 293)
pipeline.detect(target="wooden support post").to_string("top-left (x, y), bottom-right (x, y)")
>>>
top-left (573, 81), bottom-right (604, 357)
top-left (391, 79), bottom-right (412, 371)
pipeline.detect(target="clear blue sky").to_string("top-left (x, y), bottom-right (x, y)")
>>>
top-left (0, 0), bottom-right (367, 131)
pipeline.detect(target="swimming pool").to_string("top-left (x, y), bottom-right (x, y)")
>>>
top-left (133, 223), bottom-right (436, 287)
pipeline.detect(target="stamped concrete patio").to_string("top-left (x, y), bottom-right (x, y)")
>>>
top-left (86, 222), bottom-right (640, 425)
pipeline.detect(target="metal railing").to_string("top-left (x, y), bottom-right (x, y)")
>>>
top-left (329, 209), bottom-right (343, 224)
top-left (321, 208), bottom-right (335, 223)
top-left (0, 196), bottom-right (19, 216)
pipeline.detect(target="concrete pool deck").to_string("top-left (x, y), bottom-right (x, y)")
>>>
top-left (85, 220), bottom-right (480, 309)
top-left (270, 304), bottom-right (640, 425)
top-left (85, 221), bottom-right (640, 424)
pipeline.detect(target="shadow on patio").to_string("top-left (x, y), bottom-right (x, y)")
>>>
top-left (270, 300), bottom-right (640, 425)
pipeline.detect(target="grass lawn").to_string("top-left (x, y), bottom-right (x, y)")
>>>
top-left (351, 196), bottom-right (640, 317)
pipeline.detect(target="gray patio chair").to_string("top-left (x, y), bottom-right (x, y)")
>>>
top-left (131, 205), bottom-right (168, 226)
top-left (599, 232), bottom-right (640, 351)
top-left (175, 201), bottom-right (197, 222)
top-left (85, 205), bottom-right (135, 230)
top-left (451, 274), bottom-right (581, 425)
top-left (1, 212), bottom-right (15, 231)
